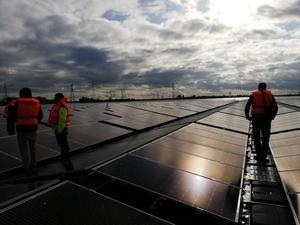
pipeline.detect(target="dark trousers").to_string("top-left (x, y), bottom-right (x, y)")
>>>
top-left (17, 131), bottom-right (37, 176)
top-left (55, 128), bottom-right (73, 170)
top-left (55, 128), bottom-right (70, 157)
top-left (252, 117), bottom-right (271, 160)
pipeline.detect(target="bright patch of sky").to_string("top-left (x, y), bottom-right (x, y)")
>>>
top-left (0, 0), bottom-right (300, 97)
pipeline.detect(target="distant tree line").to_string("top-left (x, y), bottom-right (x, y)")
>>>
top-left (1, 93), bottom-right (300, 106)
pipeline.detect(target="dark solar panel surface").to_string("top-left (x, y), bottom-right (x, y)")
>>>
top-left (0, 182), bottom-right (174, 225)
top-left (96, 155), bottom-right (240, 222)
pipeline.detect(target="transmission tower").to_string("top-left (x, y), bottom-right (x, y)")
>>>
top-left (121, 88), bottom-right (127, 99)
top-left (70, 83), bottom-right (75, 102)
top-left (91, 81), bottom-right (95, 99)
top-left (172, 82), bottom-right (175, 98)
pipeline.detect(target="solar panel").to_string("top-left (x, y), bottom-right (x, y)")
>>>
top-left (166, 132), bottom-right (245, 156)
top-left (271, 145), bottom-right (300, 157)
top-left (274, 155), bottom-right (300, 171)
top-left (181, 124), bottom-right (246, 146)
top-left (96, 155), bottom-right (240, 222)
top-left (0, 182), bottom-right (174, 225)
top-left (271, 130), bottom-right (300, 140)
top-left (144, 140), bottom-right (244, 168)
top-left (271, 136), bottom-right (300, 148)
top-left (0, 151), bottom-right (21, 172)
top-left (279, 171), bottom-right (300, 193)
top-left (289, 193), bottom-right (300, 222)
top-left (271, 112), bottom-right (300, 133)
top-left (197, 112), bottom-right (249, 133)
top-left (132, 147), bottom-right (242, 186)
top-left (68, 123), bottom-right (130, 145)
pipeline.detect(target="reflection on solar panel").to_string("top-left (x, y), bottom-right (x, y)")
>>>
top-left (197, 112), bottom-right (249, 133)
top-left (96, 155), bottom-right (240, 222)
top-left (95, 116), bottom-right (247, 222)
top-left (278, 96), bottom-right (300, 107)
top-left (133, 147), bottom-right (242, 186)
top-left (279, 171), bottom-right (300, 193)
top-left (220, 101), bottom-right (247, 117)
top-left (0, 122), bottom-right (130, 173)
top-left (275, 156), bottom-right (300, 171)
top-left (269, 106), bottom-right (300, 224)
top-left (272, 112), bottom-right (300, 133)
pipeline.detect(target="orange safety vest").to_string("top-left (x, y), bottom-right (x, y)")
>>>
top-left (48, 98), bottom-right (71, 125)
top-left (3, 99), bottom-right (16, 118)
top-left (251, 90), bottom-right (273, 115)
top-left (16, 98), bottom-right (40, 126)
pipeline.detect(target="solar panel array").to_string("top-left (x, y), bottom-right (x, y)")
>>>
top-left (270, 96), bottom-right (300, 223)
top-left (0, 99), bottom-right (234, 174)
top-left (0, 96), bottom-right (300, 224)
top-left (96, 103), bottom-right (248, 223)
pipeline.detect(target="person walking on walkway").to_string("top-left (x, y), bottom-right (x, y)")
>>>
top-left (48, 93), bottom-right (73, 170)
top-left (245, 82), bottom-right (278, 163)
top-left (7, 88), bottom-right (43, 176)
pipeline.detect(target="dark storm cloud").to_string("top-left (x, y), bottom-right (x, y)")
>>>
top-left (0, 38), bottom-right (124, 90)
top-left (121, 68), bottom-right (215, 88)
top-left (258, 1), bottom-right (300, 19)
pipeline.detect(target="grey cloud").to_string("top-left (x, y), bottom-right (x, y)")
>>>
top-left (182, 19), bottom-right (225, 34)
top-left (24, 15), bottom-right (76, 41)
top-left (258, 1), bottom-right (300, 19)
top-left (0, 38), bottom-right (125, 90)
top-left (121, 68), bottom-right (216, 88)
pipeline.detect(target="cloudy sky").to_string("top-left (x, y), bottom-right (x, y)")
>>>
top-left (1, 0), bottom-right (300, 97)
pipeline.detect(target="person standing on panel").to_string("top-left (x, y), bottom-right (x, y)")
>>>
top-left (7, 88), bottom-right (43, 176)
top-left (245, 82), bottom-right (278, 163)
top-left (48, 93), bottom-right (73, 170)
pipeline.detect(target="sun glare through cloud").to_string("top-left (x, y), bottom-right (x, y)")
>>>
top-left (209, 0), bottom-right (252, 26)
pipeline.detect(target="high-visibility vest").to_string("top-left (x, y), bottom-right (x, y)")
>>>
top-left (16, 98), bottom-right (40, 126)
top-left (3, 99), bottom-right (16, 118)
top-left (251, 90), bottom-right (273, 115)
top-left (48, 98), bottom-right (71, 125)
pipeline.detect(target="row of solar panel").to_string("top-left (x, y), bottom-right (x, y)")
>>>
top-left (0, 99), bottom-right (236, 174)
top-left (96, 103), bottom-right (251, 223)
top-left (0, 98), bottom-right (299, 223)
top-left (95, 100), bottom-right (300, 223)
